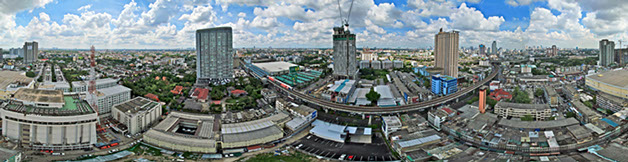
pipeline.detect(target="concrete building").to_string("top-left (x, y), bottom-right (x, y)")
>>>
top-left (434, 29), bottom-right (459, 78)
top-left (599, 39), bottom-right (615, 66)
top-left (250, 61), bottom-right (298, 76)
top-left (572, 100), bottom-right (602, 124)
top-left (111, 97), bottom-right (162, 135)
top-left (71, 78), bottom-right (119, 93)
top-left (361, 52), bottom-right (376, 61)
top-left (550, 45), bottom-right (558, 57)
top-left (428, 107), bottom-right (455, 131)
top-left (23, 42), bottom-right (38, 64)
top-left (143, 112), bottom-right (217, 153)
top-left (479, 44), bottom-right (486, 55)
top-left (491, 41), bottom-right (497, 55)
top-left (479, 86), bottom-right (487, 113)
top-left (597, 92), bottom-right (628, 113)
top-left (85, 85), bottom-right (131, 118)
top-left (382, 116), bottom-right (402, 138)
top-left (393, 60), bottom-right (404, 69)
top-left (521, 64), bottom-right (533, 74)
top-left (382, 60), bottom-right (393, 69)
top-left (221, 114), bottom-right (287, 148)
top-left (563, 85), bottom-right (579, 101)
top-left (0, 89), bottom-right (97, 150)
top-left (615, 48), bottom-right (628, 66)
top-left (332, 26), bottom-right (357, 78)
top-left (545, 86), bottom-right (559, 108)
top-left (431, 74), bottom-right (457, 96)
top-left (196, 27), bottom-right (234, 85)
top-left (586, 70), bottom-right (628, 100)
top-left (359, 60), bottom-right (370, 69)
top-left (370, 60), bottom-right (381, 69)
top-left (321, 79), bottom-right (356, 103)
top-left (494, 102), bottom-right (552, 121)
top-left (375, 85), bottom-right (397, 107)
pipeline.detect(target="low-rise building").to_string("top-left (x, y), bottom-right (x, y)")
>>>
top-left (427, 107), bottom-right (455, 131)
top-left (71, 78), bottom-right (119, 93)
top-left (494, 102), bottom-right (551, 121)
top-left (111, 97), bottom-right (162, 135)
top-left (597, 92), bottom-right (628, 113)
top-left (321, 79), bottom-right (356, 103)
top-left (143, 112), bottom-right (217, 153)
top-left (382, 116), bottom-right (402, 138)
top-left (431, 74), bottom-right (457, 96)
top-left (545, 86), bottom-right (559, 107)
top-left (0, 147), bottom-right (21, 162)
top-left (571, 100), bottom-right (603, 124)
top-left (489, 89), bottom-right (512, 101)
top-left (562, 85), bottom-right (579, 101)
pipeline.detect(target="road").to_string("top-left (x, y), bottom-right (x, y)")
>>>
top-left (270, 64), bottom-right (500, 114)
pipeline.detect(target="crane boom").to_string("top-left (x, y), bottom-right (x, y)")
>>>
top-left (346, 0), bottom-right (354, 27)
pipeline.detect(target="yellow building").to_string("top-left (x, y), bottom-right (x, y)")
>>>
top-left (586, 70), bottom-right (628, 100)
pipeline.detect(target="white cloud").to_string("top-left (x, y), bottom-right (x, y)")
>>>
top-left (450, 3), bottom-right (504, 31)
top-left (178, 5), bottom-right (216, 23)
top-left (505, 0), bottom-right (545, 7)
top-left (77, 4), bottom-right (91, 11)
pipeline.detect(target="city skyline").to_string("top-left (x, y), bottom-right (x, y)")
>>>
top-left (0, 0), bottom-right (627, 50)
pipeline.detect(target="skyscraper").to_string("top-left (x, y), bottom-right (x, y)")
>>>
top-left (491, 41), bottom-right (497, 55)
top-left (196, 27), bottom-right (233, 85)
top-left (434, 28), bottom-right (459, 78)
top-left (23, 41), bottom-right (38, 64)
top-left (333, 26), bottom-right (357, 78)
top-left (479, 44), bottom-right (486, 56)
top-left (551, 45), bottom-right (557, 57)
top-left (599, 39), bottom-right (615, 67)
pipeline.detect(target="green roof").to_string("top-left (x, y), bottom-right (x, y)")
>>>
top-left (61, 96), bottom-right (77, 111)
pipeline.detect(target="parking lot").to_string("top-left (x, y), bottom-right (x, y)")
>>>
top-left (292, 134), bottom-right (397, 161)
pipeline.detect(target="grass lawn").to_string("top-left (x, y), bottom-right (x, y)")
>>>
top-left (241, 151), bottom-right (314, 162)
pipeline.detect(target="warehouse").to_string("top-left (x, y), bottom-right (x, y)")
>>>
top-left (251, 61), bottom-right (298, 76)
top-left (143, 112), bottom-right (217, 153)
top-left (1, 89), bottom-right (98, 151)
top-left (220, 113), bottom-right (287, 149)
top-left (585, 70), bottom-right (628, 100)
top-left (111, 97), bottom-right (162, 135)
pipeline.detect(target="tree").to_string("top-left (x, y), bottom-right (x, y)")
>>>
top-left (566, 112), bottom-right (576, 118)
top-left (365, 87), bottom-right (381, 105)
top-left (521, 114), bottom-right (534, 121)
top-left (535, 88), bottom-right (544, 97)
top-left (25, 71), bottom-right (36, 78)
top-left (487, 98), bottom-right (498, 108)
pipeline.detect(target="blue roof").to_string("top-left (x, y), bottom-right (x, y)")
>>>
top-left (601, 118), bottom-right (618, 127)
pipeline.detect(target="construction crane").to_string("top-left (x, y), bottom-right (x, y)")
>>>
top-left (336, 0), bottom-right (355, 30)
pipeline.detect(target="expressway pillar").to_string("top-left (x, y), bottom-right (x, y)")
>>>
top-left (368, 115), bottom-right (372, 125)
top-left (362, 113), bottom-right (365, 119)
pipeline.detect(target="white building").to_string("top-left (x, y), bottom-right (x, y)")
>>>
top-left (0, 89), bottom-right (97, 151)
top-left (86, 85), bottom-right (131, 118)
top-left (382, 116), bottom-right (402, 138)
top-left (428, 107), bottom-right (455, 131)
top-left (71, 78), bottom-right (119, 93)
top-left (112, 97), bottom-right (162, 135)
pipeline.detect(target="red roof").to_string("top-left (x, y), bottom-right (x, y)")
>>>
top-left (230, 89), bottom-right (247, 95)
top-left (144, 93), bottom-right (159, 101)
top-left (489, 89), bottom-right (512, 101)
top-left (193, 88), bottom-right (209, 100)
top-left (441, 107), bottom-right (453, 114)
top-left (171, 86), bottom-right (184, 95)
top-left (247, 145), bottom-right (262, 150)
top-left (211, 100), bottom-right (221, 105)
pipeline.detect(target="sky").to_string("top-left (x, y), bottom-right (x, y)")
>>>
top-left (0, 0), bottom-right (627, 50)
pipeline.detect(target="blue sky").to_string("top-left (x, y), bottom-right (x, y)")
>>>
top-left (1, 0), bottom-right (627, 49)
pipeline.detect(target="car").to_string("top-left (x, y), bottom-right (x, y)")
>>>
top-left (348, 155), bottom-right (354, 160)
top-left (339, 154), bottom-right (346, 160)
top-left (306, 135), bottom-right (311, 139)
top-left (296, 144), bottom-right (303, 149)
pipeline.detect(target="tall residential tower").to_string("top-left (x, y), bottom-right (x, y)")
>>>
top-left (599, 39), bottom-right (615, 67)
top-left (196, 27), bottom-right (234, 85)
top-left (434, 29), bottom-right (459, 78)
top-left (332, 26), bottom-right (357, 78)
top-left (23, 41), bottom-right (38, 64)
top-left (491, 41), bottom-right (497, 55)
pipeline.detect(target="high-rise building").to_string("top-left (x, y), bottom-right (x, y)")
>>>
top-left (333, 26), bottom-right (357, 78)
top-left (614, 48), bottom-right (627, 66)
top-left (551, 45), bottom-right (557, 57)
top-left (0, 48), bottom-right (3, 62)
top-left (599, 39), bottom-right (615, 66)
top-left (434, 29), bottom-right (459, 78)
top-left (479, 86), bottom-right (487, 114)
top-left (196, 27), bottom-right (234, 85)
top-left (491, 41), bottom-right (497, 54)
top-left (23, 41), bottom-right (38, 64)
top-left (479, 44), bottom-right (486, 56)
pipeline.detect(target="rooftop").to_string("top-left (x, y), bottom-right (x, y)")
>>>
top-left (587, 69), bottom-right (628, 88)
top-left (153, 111), bottom-right (214, 138)
top-left (13, 88), bottom-right (64, 103)
top-left (221, 125), bottom-right (283, 143)
top-left (496, 101), bottom-right (550, 110)
top-left (252, 61), bottom-right (298, 73)
top-left (0, 71), bottom-right (34, 91)
top-left (2, 95), bottom-right (95, 116)
top-left (497, 118), bottom-right (579, 129)
top-left (96, 85), bottom-right (131, 97)
top-left (113, 97), bottom-right (159, 114)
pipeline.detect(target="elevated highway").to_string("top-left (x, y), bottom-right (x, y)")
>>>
top-left (269, 65), bottom-right (500, 114)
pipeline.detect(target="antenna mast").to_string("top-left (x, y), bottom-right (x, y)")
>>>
top-left (89, 45), bottom-right (100, 123)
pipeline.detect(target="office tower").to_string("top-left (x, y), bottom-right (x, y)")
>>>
top-left (23, 41), bottom-right (38, 64)
top-left (615, 48), bottom-right (628, 66)
top-left (332, 26), bottom-right (357, 78)
top-left (479, 86), bottom-right (487, 114)
top-left (491, 41), bottom-right (497, 54)
top-left (196, 27), bottom-right (234, 85)
top-left (551, 45), bottom-right (557, 57)
top-left (479, 44), bottom-right (486, 56)
top-left (434, 28), bottom-right (459, 78)
top-left (599, 39), bottom-right (615, 67)
top-left (431, 74), bottom-right (457, 96)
